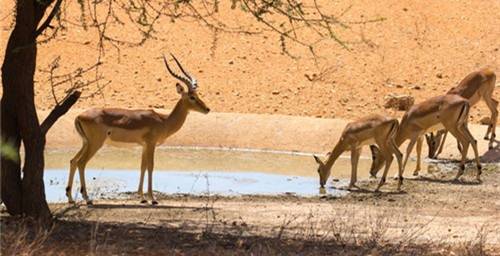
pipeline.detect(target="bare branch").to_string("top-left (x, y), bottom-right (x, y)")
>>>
top-left (41, 90), bottom-right (81, 135)
top-left (35, 0), bottom-right (63, 38)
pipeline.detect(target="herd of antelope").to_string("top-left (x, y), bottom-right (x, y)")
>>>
top-left (65, 54), bottom-right (497, 205)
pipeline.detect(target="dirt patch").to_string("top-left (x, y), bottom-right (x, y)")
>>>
top-left (1, 1), bottom-right (499, 122)
top-left (2, 165), bottom-right (499, 254)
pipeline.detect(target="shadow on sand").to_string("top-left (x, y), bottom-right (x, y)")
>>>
top-left (411, 176), bottom-right (482, 186)
top-left (480, 139), bottom-right (500, 163)
top-left (87, 203), bottom-right (210, 210)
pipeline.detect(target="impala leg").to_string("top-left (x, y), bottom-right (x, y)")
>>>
top-left (485, 125), bottom-right (492, 141)
top-left (67, 144), bottom-right (87, 204)
top-left (435, 131), bottom-right (448, 158)
top-left (460, 123), bottom-right (482, 180)
top-left (374, 142), bottom-right (394, 192)
top-left (457, 140), bottom-right (463, 153)
top-left (146, 144), bottom-right (158, 205)
top-left (138, 146), bottom-right (148, 203)
top-left (401, 136), bottom-right (418, 179)
top-left (348, 147), bottom-right (361, 190)
top-left (484, 97), bottom-right (498, 148)
top-left (77, 138), bottom-right (104, 205)
top-left (390, 138), bottom-right (404, 190)
top-left (446, 127), bottom-right (470, 180)
top-left (414, 136), bottom-right (423, 176)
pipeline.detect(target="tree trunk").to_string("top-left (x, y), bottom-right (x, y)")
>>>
top-left (0, 103), bottom-right (22, 215)
top-left (1, 0), bottom-right (57, 224)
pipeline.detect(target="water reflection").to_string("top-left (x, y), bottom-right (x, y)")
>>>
top-left (46, 169), bottom-right (348, 203)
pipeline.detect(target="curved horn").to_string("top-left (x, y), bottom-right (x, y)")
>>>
top-left (163, 54), bottom-right (191, 88)
top-left (170, 54), bottom-right (198, 90)
top-left (170, 53), bottom-right (193, 81)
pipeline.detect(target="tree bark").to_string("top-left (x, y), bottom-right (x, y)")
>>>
top-left (0, 104), bottom-right (22, 215)
top-left (1, 0), bottom-right (65, 224)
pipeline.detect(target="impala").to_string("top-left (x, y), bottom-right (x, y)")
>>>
top-left (313, 114), bottom-right (403, 192)
top-left (66, 54), bottom-right (210, 205)
top-left (370, 94), bottom-right (482, 181)
top-left (426, 69), bottom-right (497, 158)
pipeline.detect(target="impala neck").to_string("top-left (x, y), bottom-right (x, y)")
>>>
top-left (324, 140), bottom-right (346, 170)
top-left (163, 99), bottom-right (189, 136)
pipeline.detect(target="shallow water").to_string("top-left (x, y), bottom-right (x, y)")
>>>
top-left (45, 147), bottom-right (424, 202)
top-left (45, 169), bottom-right (349, 202)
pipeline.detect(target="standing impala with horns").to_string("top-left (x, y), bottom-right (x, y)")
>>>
top-left (66, 54), bottom-right (210, 205)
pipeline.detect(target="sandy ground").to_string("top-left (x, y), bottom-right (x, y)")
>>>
top-left (11, 109), bottom-right (498, 254)
top-left (2, 0), bottom-right (500, 254)
top-left (2, 165), bottom-right (499, 254)
top-left (1, 0), bottom-right (499, 122)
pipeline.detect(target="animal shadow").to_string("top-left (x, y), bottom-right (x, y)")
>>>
top-left (88, 203), bottom-right (210, 210)
top-left (412, 175), bottom-right (482, 186)
top-left (480, 139), bottom-right (500, 163)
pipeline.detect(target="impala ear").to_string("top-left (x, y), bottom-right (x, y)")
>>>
top-left (313, 155), bottom-right (323, 164)
top-left (176, 83), bottom-right (185, 94)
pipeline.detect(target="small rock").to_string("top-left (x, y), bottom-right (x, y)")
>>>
top-left (228, 60), bottom-right (234, 65)
top-left (411, 85), bottom-right (421, 90)
top-left (272, 90), bottom-right (280, 95)
top-left (436, 73), bottom-right (443, 79)
top-left (403, 7), bottom-right (408, 11)
top-left (384, 94), bottom-right (414, 111)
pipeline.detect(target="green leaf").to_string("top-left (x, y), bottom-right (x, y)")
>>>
top-left (1, 137), bottom-right (19, 162)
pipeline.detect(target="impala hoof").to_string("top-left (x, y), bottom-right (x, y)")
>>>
top-left (140, 199), bottom-right (148, 204)
top-left (86, 200), bottom-right (93, 205)
top-left (68, 200), bottom-right (75, 204)
top-left (151, 200), bottom-right (159, 205)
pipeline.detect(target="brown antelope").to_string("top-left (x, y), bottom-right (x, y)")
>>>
top-left (370, 94), bottom-right (482, 181)
top-left (66, 54), bottom-right (210, 205)
top-left (313, 114), bottom-right (403, 192)
top-left (426, 69), bottom-right (497, 158)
